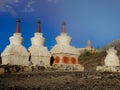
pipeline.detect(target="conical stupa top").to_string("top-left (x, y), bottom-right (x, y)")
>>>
top-left (87, 40), bottom-right (91, 46)
top-left (62, 21), bottom-right (66, 33)
top-left (16, 17), bottom-right (20, 33)
top-left (37, 19), bottom-right (41, 33)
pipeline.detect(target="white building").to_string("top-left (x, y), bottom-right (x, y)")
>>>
top-left (96, 47), bottom-right (120, 72)
top-left (104, 47), bottom-right (120, 66)
top-left (1, 18), bottom-right (30, 66)
top-left (51, 22), bottom-right (84, 71)
top-left (28, 20), bottom-right (51, 67)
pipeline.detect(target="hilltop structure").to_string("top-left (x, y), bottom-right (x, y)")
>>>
top-left (85, 40), bottom-right (92, 49)
top-left (1, 18), bottom-right (30, 66)
top-left (51, 22), bottom-right (84, 71)
top-left (78, 40), bottom-right (97, 55)
top-left (28, 20), bottom-right (51, 67)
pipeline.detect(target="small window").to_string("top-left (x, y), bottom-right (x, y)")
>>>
top-left (55, 56), bottom-right (60, 63)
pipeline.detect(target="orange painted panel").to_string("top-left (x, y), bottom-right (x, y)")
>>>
top-left (71, 57), bottom-right (76, 64)
top-left (63, 56), bottom-right (69, 64)
top-left (55, 56), bottom-right (60, 63)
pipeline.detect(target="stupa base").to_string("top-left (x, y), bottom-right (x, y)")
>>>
top-left (52, 64), bottom-right (84, 71)
top-left (96, 66), bottom-right (120, 72)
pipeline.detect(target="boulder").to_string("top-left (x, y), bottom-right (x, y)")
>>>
top-left (0, 68), bottom-right (4, 74)
top-left (23, 66), bottom-right (32, 72)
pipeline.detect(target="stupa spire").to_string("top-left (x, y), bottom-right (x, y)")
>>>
top-left (16, 17), bottom-right (20, 33)
top-left (62, 21), bottom-right (66, 33)
top-left (37, 19), bottom-right (41, 33)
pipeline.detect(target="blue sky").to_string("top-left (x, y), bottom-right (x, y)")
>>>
top-left (0, 0), bottom-right (120, 51)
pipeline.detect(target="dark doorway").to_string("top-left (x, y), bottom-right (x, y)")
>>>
top-left (50, 56), bottom-right (55, 66)
top-left (28, 50), bottom-right (31, 61)
top-left (0, 53), bottom-right (1, 64)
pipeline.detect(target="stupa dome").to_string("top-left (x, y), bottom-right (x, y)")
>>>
top-left (51, 21), bottom-right (79, 55)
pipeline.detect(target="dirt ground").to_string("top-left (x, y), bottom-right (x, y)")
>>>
top-left (0, 71), bottom-right (120, 90)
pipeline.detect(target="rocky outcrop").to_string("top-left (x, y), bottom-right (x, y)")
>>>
top-left (0, 68), bottom-right (4, 74)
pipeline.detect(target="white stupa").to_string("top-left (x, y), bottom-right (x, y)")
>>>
top-left (28, 20), bottom-right (51, 67)
top-left (1, 18), bottom-right (30, 66)
top-left (96, 47), bottom-right (120, 72)
top-left (105, 47), bottom-right (120, 66)
top-left (51, 22), bottom-right (84, 71)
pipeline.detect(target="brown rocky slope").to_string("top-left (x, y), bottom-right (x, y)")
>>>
top-left (78, 51), bottom-right (107, 71)
top-left (0, 71), bottom-right (120, 90)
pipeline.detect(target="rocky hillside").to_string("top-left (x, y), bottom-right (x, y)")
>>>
top-left (102, 39), bottom-right (120, 51)
top-left (78, 51), bottom-right (106, 71)
top-left (78, 50), bottom-right (120, 71)
top-left (79, 39), bottom-right (120, 71)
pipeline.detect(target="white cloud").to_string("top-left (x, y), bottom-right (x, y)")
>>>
top-left (0, 0), bottom-right (36, 15)
top-left (23, 1), bottom-right (35, 12)
top-left (0, 0), bottom-right (20, 16)
top-left (24, 7), bottom-right (34, 13)
top-left (5, 5), bottom-right (17, 16)
top-left (0, 0), bottom-right (59, 16)
top-left (23, 0), bottom-right (58, 13)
